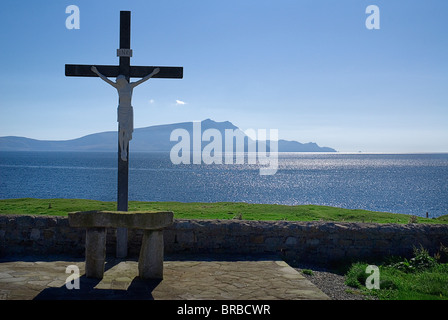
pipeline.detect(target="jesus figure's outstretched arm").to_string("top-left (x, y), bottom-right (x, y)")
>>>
top-left (91, 66), bottom-right (118, 88)
top-left (130, 68), bottom-right (160, 89)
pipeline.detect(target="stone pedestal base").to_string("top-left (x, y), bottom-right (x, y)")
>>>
top-left (85, 227), bottom-right (107, 279)
top-left (138, 229), bottom-right (164, 280)
top-left (69, 211), bottom-right (173, 281)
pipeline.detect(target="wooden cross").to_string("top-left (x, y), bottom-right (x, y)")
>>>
top-left (65, 11), bottom-right (183, 258)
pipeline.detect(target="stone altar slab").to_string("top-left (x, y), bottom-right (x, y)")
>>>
top-left (68, 211), bottom-right (173, 280)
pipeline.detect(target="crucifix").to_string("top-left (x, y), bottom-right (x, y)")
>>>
top-left (65, 11), bottom-right (183, 258)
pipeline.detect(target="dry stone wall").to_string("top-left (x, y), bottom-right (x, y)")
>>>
top-left (1, 215), bottom-right (447, 264)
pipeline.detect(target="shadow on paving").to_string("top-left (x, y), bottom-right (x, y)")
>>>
top-left (32, 257), bottom-right (160, 300)
top-left (34, 276), bottom-right (161, 300)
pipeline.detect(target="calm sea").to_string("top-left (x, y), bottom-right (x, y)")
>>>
top-left (0, 151), bottom-right (447, 218)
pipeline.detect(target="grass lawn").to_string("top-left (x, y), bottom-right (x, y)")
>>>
top-left (0, 198), bottom-right (447, 224)
top-left (345, 246), bottom-right (448, 300)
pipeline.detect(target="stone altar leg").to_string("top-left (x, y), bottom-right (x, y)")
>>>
top-left (85, 227), bottom-right (107, 279)
top-left (138, 229), bottom-right (164, 280)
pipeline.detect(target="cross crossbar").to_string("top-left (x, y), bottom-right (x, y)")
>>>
top-left (65, 64), bottom-right (183, 79)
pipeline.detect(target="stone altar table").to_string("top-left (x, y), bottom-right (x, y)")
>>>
top-left (68, 211), bottom-right (173, 280)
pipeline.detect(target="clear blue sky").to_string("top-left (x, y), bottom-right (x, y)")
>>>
top-left (0, 0), bottom-right (447, 152)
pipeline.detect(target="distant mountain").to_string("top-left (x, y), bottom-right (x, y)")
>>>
top-left (0, 119), bottom-right (336, 152)
top-left (278, 140), bottom-right (336, 152)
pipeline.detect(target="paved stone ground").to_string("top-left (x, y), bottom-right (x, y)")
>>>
top-left (0, 254), bottom-right (329, 300)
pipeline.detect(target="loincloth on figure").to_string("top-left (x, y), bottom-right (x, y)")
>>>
top-left (117, 105), bottom-right (134, 140)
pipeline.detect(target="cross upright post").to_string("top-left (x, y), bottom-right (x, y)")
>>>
top-left (65, 11), bottom-right (183, 258)
top-left (116, 11), bottom-right (131, 258)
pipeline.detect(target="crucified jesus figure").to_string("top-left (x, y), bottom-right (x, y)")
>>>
top-left (91, 66), bottom-right (160, 161)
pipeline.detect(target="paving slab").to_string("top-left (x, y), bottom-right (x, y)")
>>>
top-left (0, 255), bottom-right (329, 300)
